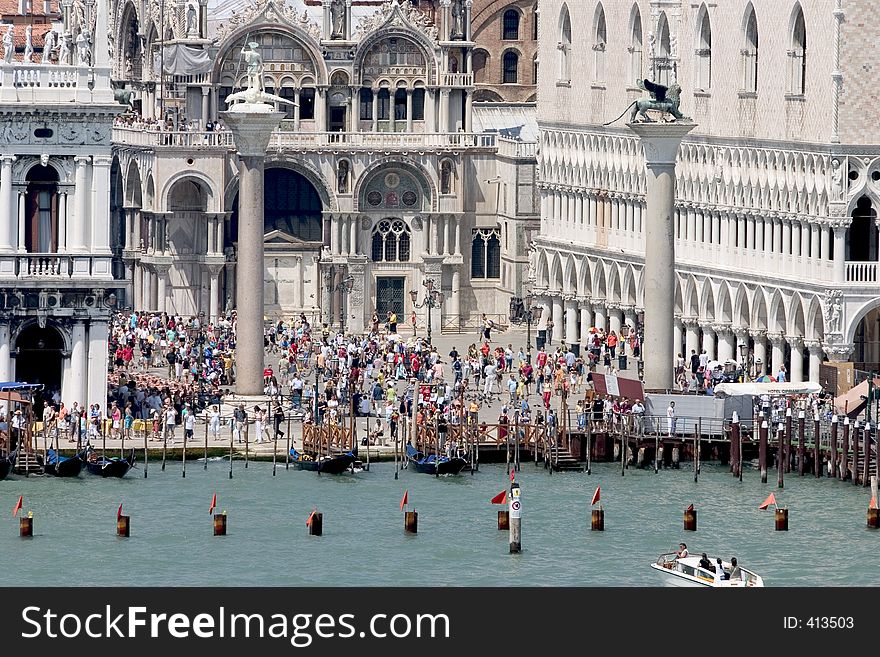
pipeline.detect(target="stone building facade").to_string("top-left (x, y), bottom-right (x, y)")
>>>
top-left (0, 0), bottom-right (120, 403)
top-left (533, 0), bottom-right (880, 382)
top-left (109, 0), bottom-right (538, 334)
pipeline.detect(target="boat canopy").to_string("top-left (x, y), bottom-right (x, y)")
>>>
top-left (712, 382), bottom-right (822, 398)
top-left (0, 382), bottom-right (44, 392)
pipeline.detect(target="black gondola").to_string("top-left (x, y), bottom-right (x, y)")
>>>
top-left (405, 444), bottom-right (468, 476)
top-left (41, 449), bottom-right (83, 478)
top-left (0, 451), bottom-right (15, 481)
top-left (84, 448), bottom-right (135, 478)
top-left (289, 448), bottom-right (357, 475)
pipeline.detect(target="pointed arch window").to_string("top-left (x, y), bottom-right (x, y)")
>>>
top-left (558, 5), bottom-right (571, 83)
top-left (372, 220), bottom-right (411, 262)
top-left (742, 6), bottom-right (758, 92)
top-left (695, 7), bottom-right (712, 91)
top-left (593, 5), bottom-right (607, 82)
top-left (789, 6), bottom-right (807, 95)
top-left (471, 229), bottom-right (501, 279)
top-left (629, 6), bottom-right (643, 83)
top-left (655, 13), bottom-right (672, 86)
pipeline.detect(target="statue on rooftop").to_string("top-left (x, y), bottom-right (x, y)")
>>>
top-left (3, 25), bottom-right (14, 64)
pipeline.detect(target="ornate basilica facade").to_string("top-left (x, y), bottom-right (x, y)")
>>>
top-left (533, 0), bottom-right (880, 383)
top-left (108, 0), bottom-right (538, 335)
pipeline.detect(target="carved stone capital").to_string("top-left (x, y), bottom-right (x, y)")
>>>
top-left (767, 332), bottom-right (786, 347)
top-left (786, 335), bottom-right (804, 349)
top-left (823, 342), bottom-right (854, 362)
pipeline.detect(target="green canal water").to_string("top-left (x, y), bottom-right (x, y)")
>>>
top-left (1, 459), bottom-right (876, 587)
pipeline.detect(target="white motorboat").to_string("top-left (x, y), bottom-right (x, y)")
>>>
top-left (650, 552), bottom-right (764, 587)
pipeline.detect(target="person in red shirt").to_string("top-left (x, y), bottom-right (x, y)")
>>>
top-left (536, 349), bottom-right (547, 369)
top-left (263, 366), bottom-right (273, 387)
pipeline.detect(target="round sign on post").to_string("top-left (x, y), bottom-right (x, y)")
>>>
top-left (509, 482), bottom-right (522, 554)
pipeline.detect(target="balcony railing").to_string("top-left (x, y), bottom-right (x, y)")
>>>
top-left (846, 261), bottom-right (878, 283)
top-left (0, 254), bottom-right (112, 279)
top-left (112, 127), bottom-right (235, 148)
top-left (440, 72), bottom-right (474, 87)
top-left (268, 131), bottom-right (496, 150)
top-left (496, 137), bottom-right (537, 159)
top-left (20, 254), bottom-right (69, 277)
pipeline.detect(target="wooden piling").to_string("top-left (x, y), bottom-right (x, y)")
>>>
top-left (863, 423), bottom-right (872, 488)
top-left (285, 414), bottom-right (291, 471)
top-left (784, 408), bottom-right (792, 473)
top-left (591, 508), bottom-right (604, 531)
top-left (143, 421), bottom-right (148, 479)
top-left (204, 418), bottom-right (208, 471)
top-left (653, 433), bottom-right (659, 474)
top-left (842, 418), bottom-right (850, 481)
top-left (308, 512), bottom-right (323, 536)
top-left (116, 515), bottom-right (130, 538)
top-left (497, 509), bottom-right (509, 530)
top-left (213, 513), bottom-right (227, 536)
top-left (830, 415), bottom-right (838, 479)
top-left (759, 421), bottom-right (768, 484)
top-left (161, 425), bottom-right (167, 471)
top-left (813, 417), bottom-right (821, 477)
top-left (693, 423), bottom-right (700, 483)
top-left (272, 425), bottom-right (278, 477)
top-left (585, 423), bottom-right (592, 475)
top-left (181, 422), bottom-right (187, 478)
top-left (509, 481), bottom-right (522, 554)
top-left (776, 423), bottom-right (784, 489)
top-left (868, 508), bottom-right (880, 528)
top-left (775, 508), bottom-right (788, 531)
top-left (797, 410), bottom-right (805, 476)
top-left (228, 420), bottom-right (234, 480)
top-left (244, 420), bottom-right (249, 469)
top-left (853, 422), bottom-right (861, 486)
top-left (404, 510), bottom-right (418, 534)
top-left (730, 415), bottom-right (741, 479)
top-left (19, 516), bottom-right (33, 537)
top-left (683, 506), bottom-right (697, 531)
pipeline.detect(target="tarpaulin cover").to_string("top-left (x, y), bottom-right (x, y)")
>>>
top-left (162, 44), bottom-right (212, 75)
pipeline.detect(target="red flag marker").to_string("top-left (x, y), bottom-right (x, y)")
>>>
top-left (758, 492), bottom-right (777, 510)
top-left (686, 503), bottom-right (694, 512)
top-left (12, 495), bottom-right (22, 518)
top-left (306, 509), bottom-right (316, 527)
top-left (590, 486), bottom-right (601, 506)
top-left (209, 493), bottom-right (217, 515)
top-left (117, 503), bottom-right (124, 520)
top-left (510, 469), bottom-right (515, 483)
top-left (490, 490), bottom-right (507, 505)
top-left (399, 489), bottom-right (409, 511)
top-left (870, 496), bottom-right (877, 510)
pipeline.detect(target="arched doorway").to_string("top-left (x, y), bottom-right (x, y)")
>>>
top-left (846, 196), bottom-right (878, 262)
top-left (25, 165), bottom-right (59, 253)
top-left (230, 168), bottom-right (324, 242)
top-left (15, 323), bottom-right (64, 413)
top-left (854, 306), bottom-right (880, 370)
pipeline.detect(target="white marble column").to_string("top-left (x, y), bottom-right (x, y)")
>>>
top-left (71, 156), bottom-right (89, 252)
top-left (673, 319), bottom-right (683, 360)
top-left (67, 321), bottom-right (87, 406)
top-left (751, 331), bottom-right (767, 375)
top-left (0, 323), bottom-right (10, 382)
top-left (684, 318), bottom-right (700, 358)
top-left (551, 296), bottom-right (563, 344)
top-left (15, 189), bottom-right (24, 252)
top-left (58, 192), bottom-right (68, 252)
top-left (0, 155), bottom-right (15, 253)
top-left (629, 122), bottom-right (695, 389)
top-left (86, 320), bottom-right (109, 409)
top-left (451, 267), bottom-right (461, 323)
top-left (788, 336), bottom-right (804, 383)
top-left (91, 155), bottom-right (112, 254)
top-left (579, 302), bottom-right (592, 344)
top-left (717, 326), bottom-right (735, 362)
top-left (609, 307), bottom-right (622, 336)
top-left (769, 333), bottom-right (785, 377)
top-left (593, 302), bottom-right (607, 332)
top-left (701, 325), bottom-right (716, 360)
top-left (832, 225), bottom-right (846, 283)
top-left (564, 298), bottom-right (578, 347)
top-left (208, 266), bottom-right (221, 321)
top-left (155, 265), bottom-right (169, 313)
top-left (350, 216), bottom-right (358, 255)
top-left (807, 341), bottom-right (822, 383)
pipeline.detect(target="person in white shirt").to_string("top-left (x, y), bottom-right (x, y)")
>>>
top-left (163, 405), bottom-right (177, 442)
top-left (483, 363), bottom-right (497, 396)
top-left (666, 401), bottom-right (677, 437)
top-left (208, 405), bottom-right (221, 440)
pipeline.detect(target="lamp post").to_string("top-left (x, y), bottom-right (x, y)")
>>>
top-left (636, 310), bottom-right (645, 381)
top-left (510, 293), bottom-right (543, 364)
top-left (333, 274), bottom-right (355, 336)
top-left (739, 342), bottom-right (749, 383)
top-left (409, 278), bottom-right (443, 345)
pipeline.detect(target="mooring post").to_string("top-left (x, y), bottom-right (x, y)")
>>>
top-left (842, 417), bottom-right (850, 481)
top-left (244, 419), bottom-right (249, 469)
top-left (693, 422), bottom-right (700, 483)
top-left (509, 480), bottom-right (522, 554)
top-left (813, 416), bottom-right (821, 477)
top-left (143, 423), bottom-right (148, 479)
top-left (213, 512), bottom-right (227, 536)
top-left (161, 424), bottom-right (167, 471)
top-left (731, 412), bottom-right (740, 479)
top-left (117, 515), bottom-right (130, 538)
top-left (181, 421), bottom-right (187, 478)
top-left (404, 510), bottom-right (418, 534)
top-left (759, 420), bottom-right (768, 484)
top-left (869, 476), bottom-right (880, 528)
top-left (308, 511), bottom-right (323, 537)
top-left (586, 422), bottom-right (592, 475)
top-left (830, 414), bottom-right (838, 479)
top-left (683, 505), bottom-right (697, 531)
top-left (776, 422), bottom-right (784, 489)
top-left (797, 410), bottom-right (805, 476)
top-left (784, 407), bottom-right (792, 473)
top-left (204, 417), bottom-right (209, 471)
top-left (19, 514), bottom-right (33, 538)
top-left (775, 507), bottom-right (788, 531)
top-left (853, 421), bottom-right (861, 486)
top-left (863, 422), bottom-right (872, 488)
top-left (286, 412), bottom-right (292, 471)
top-left (228, 423), bottom-right (234, 480)
top-left (654, 431), bottom-right (659, 474)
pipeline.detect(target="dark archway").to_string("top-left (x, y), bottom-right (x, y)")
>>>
top-left (229, 168), bottom-right (324, 243)
top-left (25, 165), bottom-right (59, 253)
top-left (846, 196), bottom-right (878, 262)
top-left (15, 323), bottom-right (64, 410)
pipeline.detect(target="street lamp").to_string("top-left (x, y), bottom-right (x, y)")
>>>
top-left (509, 294), bottom-right (543, 364)
top-left (739, 342), bottom-right (749, 382)
top-left (333, 274), bottom-right (355, 335)
top-left (409, 278), bottom-right (443, 345)
top-left (636, 310), bottom-right (645, 381)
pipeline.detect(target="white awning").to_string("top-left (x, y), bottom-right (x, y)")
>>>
top-left (713, 382), bottom-right (823, 398)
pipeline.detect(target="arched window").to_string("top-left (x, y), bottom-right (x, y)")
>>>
top-left (558, 5), bottom-right (571, 83)
top-left (533, 53), bottom-right (539, 85)
top-left (789, 4), bottom-right (806, 95)
top-left (25, 165), bottom-right (59, 253)
top-left (593, 4), bottom-right (607, 82)
top-left (371, 220), bottom-right (411, 262)
top-left (360, 87), bottom-right (373, 120)
top-left (503, 50), bottom-right (518, 84)
top-left (655, 12), bottom-right (672, 86)
top-left (532, 3), bottom-right (538, 41)
top-left (377, 88), bottom-right (390, 120)
top-left (695, 5), bottom-right (712, 91)
top-left (300, 87), bottom-right (315, 120)
top-left (394, 88), bottom-right (407, 120)
top-left (846, 197), bottom-right (878, 262)
top-left (440, 160), bottom-right (454, 194)
top-left (629, 5), bottom-right (643, 82)
top-left (503, 9), bottom-right (520, 40)
top-left (471, 229), bottom-right (501, 279)
top-left (742, 5), bottom-right (758, 92)
top-left (412, 88), bottom-right (425, 120)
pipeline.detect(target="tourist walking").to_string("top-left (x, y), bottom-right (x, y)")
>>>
top-left (666, 400), bottom-right (677, 438)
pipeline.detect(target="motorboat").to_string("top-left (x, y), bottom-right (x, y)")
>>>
top-left (650, 552), bottom-right (764, 587)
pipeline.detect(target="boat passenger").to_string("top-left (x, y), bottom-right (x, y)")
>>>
top-left (676, 543), bottom-right (688, 558)
top-left (699, 553), bottom-right (713, 571)
top-left (717, 558), bottom-right (729, 580)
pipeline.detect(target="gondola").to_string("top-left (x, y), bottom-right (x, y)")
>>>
top-left (289, 447), bottom-right (357, 475)
top-left (84, 448), bottom-right (135, 478)
top-left (405, 444), bottom-right (468, 476)
top-left (41, 449), bottom-right (83, 478)
top-left (0, 451), bottom-right (16, 481)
